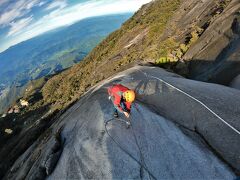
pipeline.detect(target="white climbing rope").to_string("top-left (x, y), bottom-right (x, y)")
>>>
top-left (138, 68), bottom-right (240, 136)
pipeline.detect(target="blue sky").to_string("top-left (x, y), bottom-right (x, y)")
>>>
top-left (0, 0), bottom-right (151, 53)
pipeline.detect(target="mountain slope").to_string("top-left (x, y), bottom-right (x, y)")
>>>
top-left (40, 0), bottom-right (181, 110)
top-left (40, 0), bottom-right (240, 112)
top-left (1, 0), bottom-right (240, 179)
top-left (3, 66), bottom-right (238, 179)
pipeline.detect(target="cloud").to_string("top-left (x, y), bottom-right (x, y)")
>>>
top-left (0, 0), bottom-right (40, 26)
top-left (45, 0), bottom-right (67, 11)
top-left (0, 0), bottom-right (9, 7)
top-left (25, 0), bottom-right (42, 10)
top-left (8, 16), bottom-right (33, 36)
top-left (38, 1), bottom-right (48, 7)
top-left (27, 0), bottom-right (152, 33)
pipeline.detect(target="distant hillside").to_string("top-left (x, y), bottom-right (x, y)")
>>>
top-left (0, 13), bottom-right (132, 87)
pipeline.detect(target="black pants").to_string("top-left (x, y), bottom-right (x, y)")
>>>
top-left (114, 101), bottom-right (129, 115)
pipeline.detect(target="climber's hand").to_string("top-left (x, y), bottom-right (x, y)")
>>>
top-left (124, 112), bottom-right (130, 118)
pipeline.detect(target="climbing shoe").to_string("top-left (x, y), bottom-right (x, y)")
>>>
top-left (114, 111), bottom-right (118, 118)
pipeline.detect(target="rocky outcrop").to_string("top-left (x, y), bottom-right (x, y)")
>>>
top-left (4, 127), bottom-right (64, 180)
top-left (0, 109), bottom-right (58, 179)
top-left (3, 65), bottom-right (239, 179)
top-left (132, 65), bottom-right (240, 173)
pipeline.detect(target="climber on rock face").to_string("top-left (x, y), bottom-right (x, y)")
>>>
top-left (108, 84), bottom-right (135, 120)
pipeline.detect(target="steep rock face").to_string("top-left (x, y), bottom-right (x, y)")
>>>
top-left (184, 0), bottom-right (240, 84)
top-left (156, 0), bottom-right (240, 84)
top-left (3, 66), bottom-right (239, 179)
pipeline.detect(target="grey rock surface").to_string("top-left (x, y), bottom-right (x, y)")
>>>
top-left (5, 65), bottom-right (239, 179)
